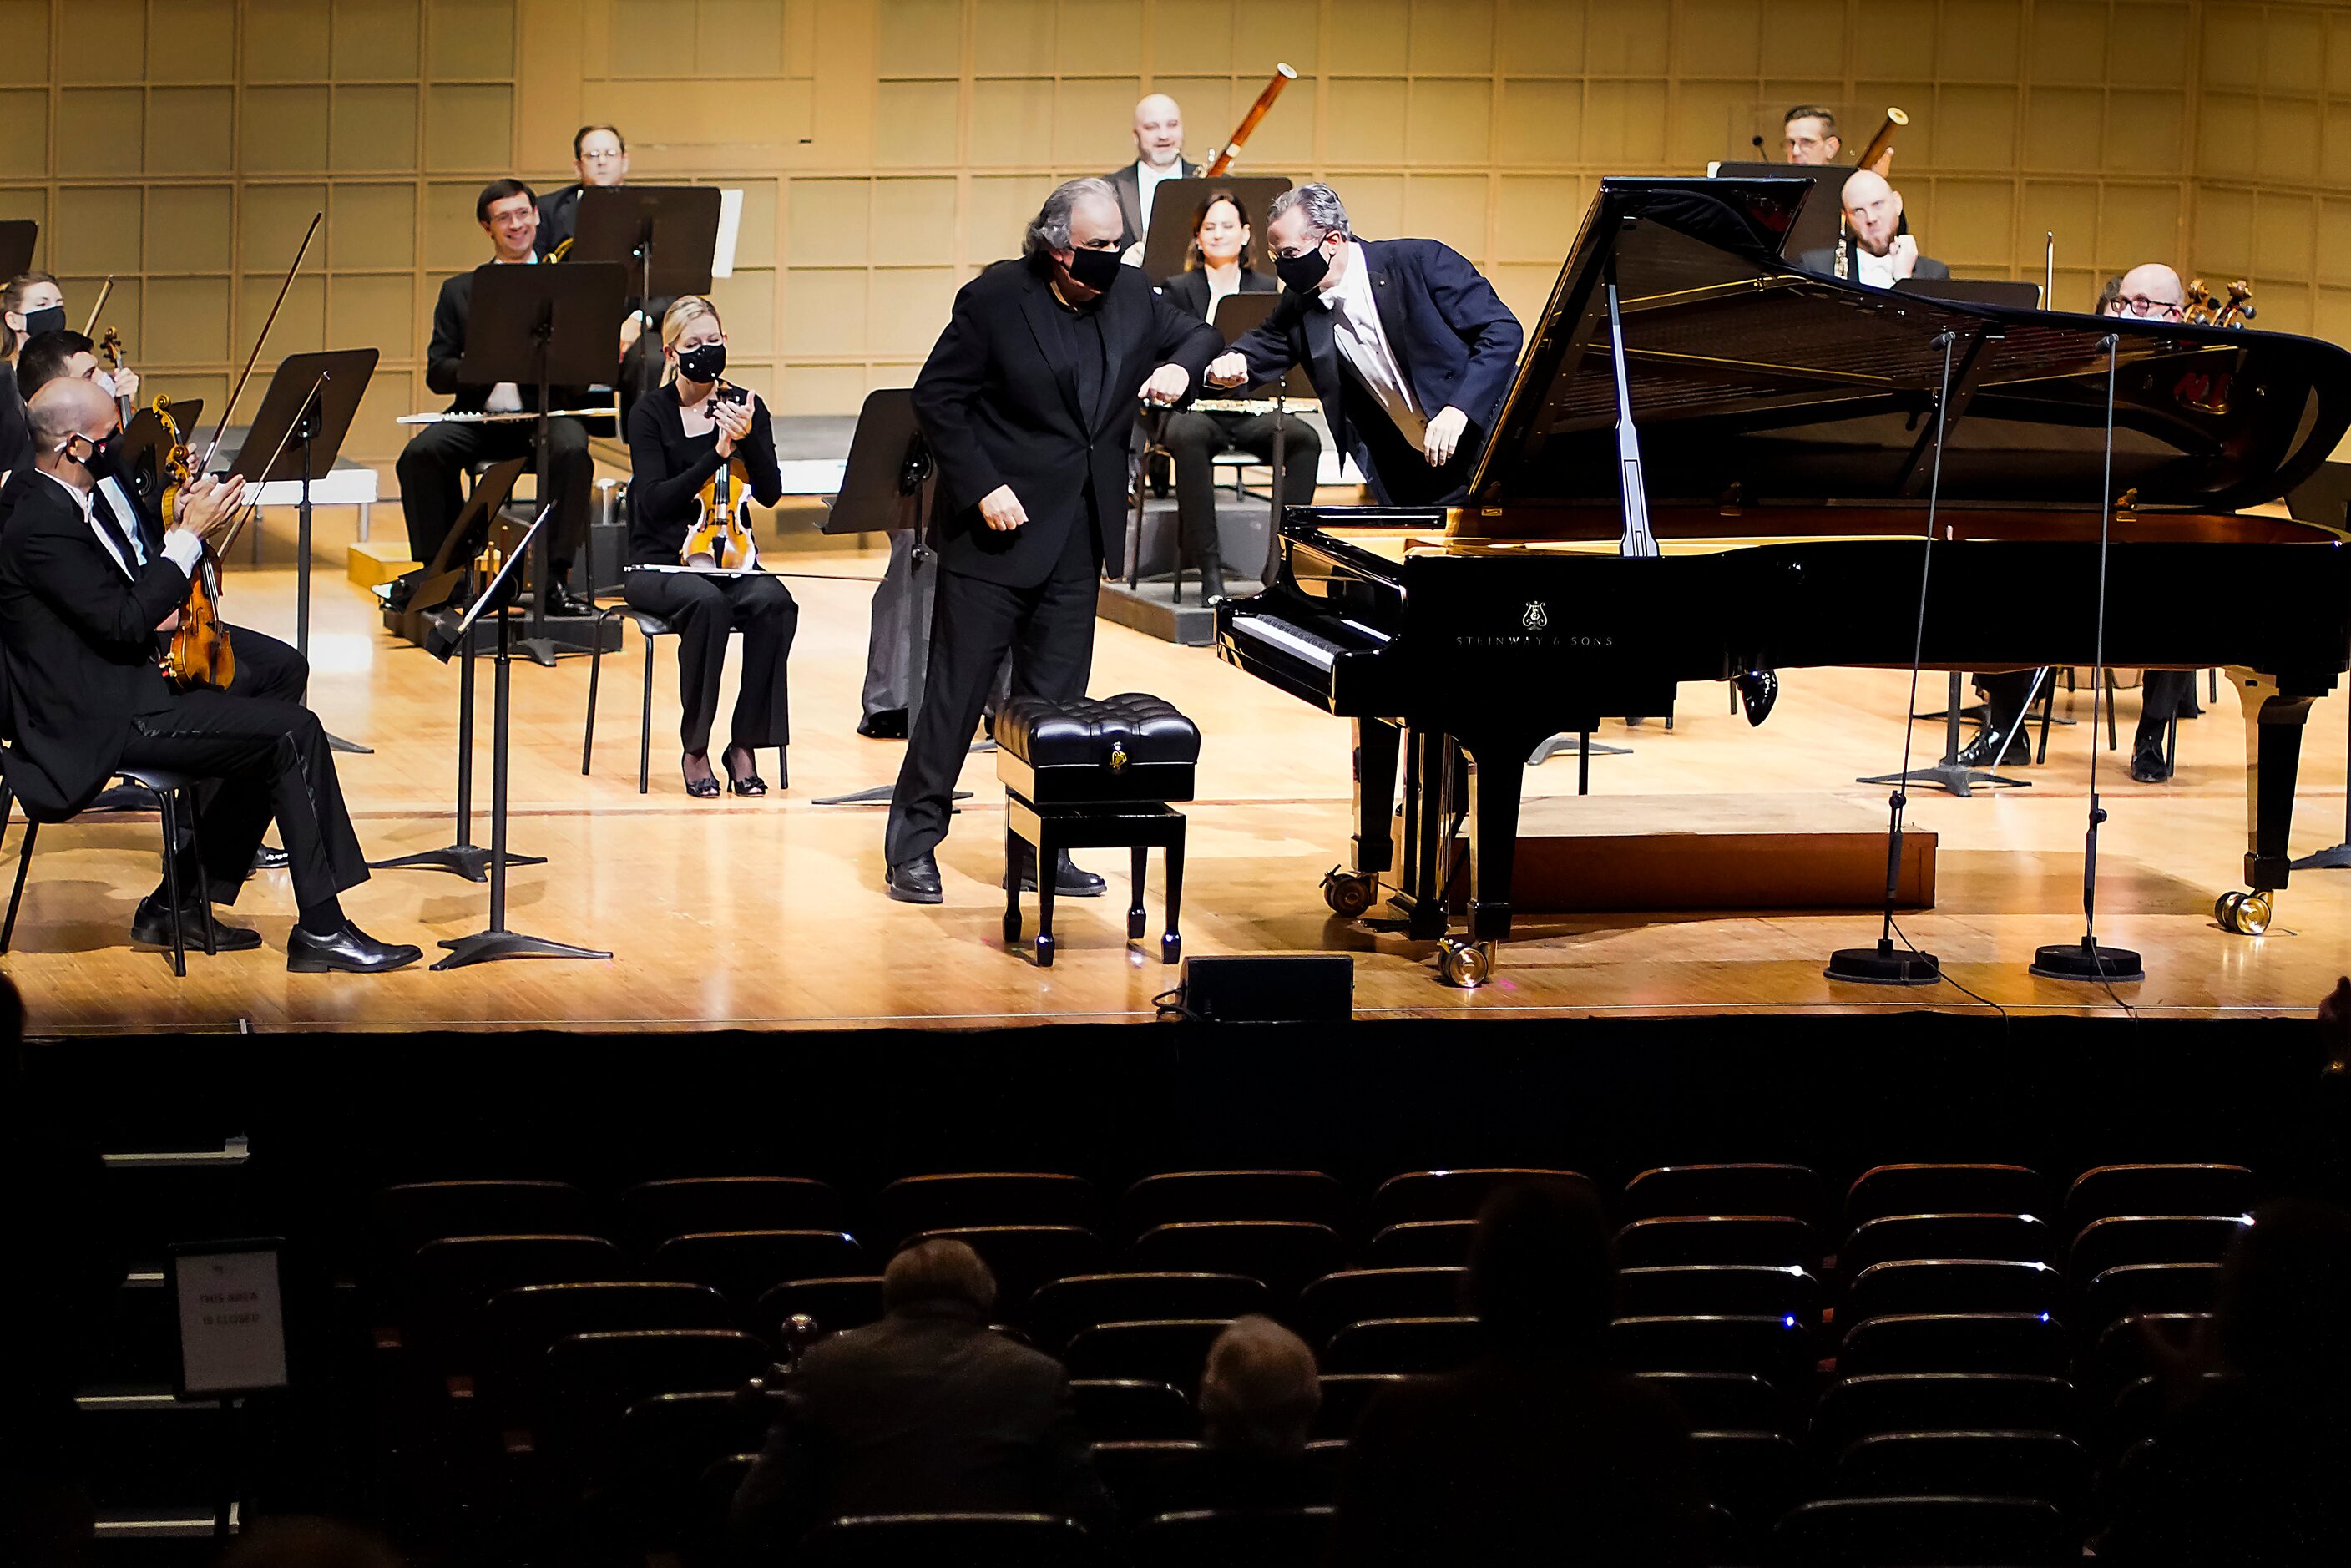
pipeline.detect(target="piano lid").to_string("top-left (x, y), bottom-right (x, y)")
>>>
top-left (1468, 178), bottom-right (2351, 514)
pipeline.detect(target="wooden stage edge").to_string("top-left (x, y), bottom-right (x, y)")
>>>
top-left (2, 561), bottom-right (2348, 1037)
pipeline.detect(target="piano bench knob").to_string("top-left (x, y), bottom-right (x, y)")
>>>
top-left (1322, 867), bottom-right (1378, 920)
top-left (1438, 938), bottom-right (1494, 989)
top-left (2216, 889), bottom-right (2272, 937)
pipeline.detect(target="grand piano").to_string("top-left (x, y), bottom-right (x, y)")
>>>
top-left (1216, 178), bottom-right (2351, 984)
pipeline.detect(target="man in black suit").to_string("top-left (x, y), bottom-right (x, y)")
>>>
top-left (1204, 183), bottom-right (1524, 508)
top-left (730, 1238), bottom-right (1115, 1555)
top-left (533, 123), bottom-right (629, 260)
top-left (1105, 93), bottom-right (1202, 256)
top-left (883, 177), bottom-right (1219, 904)
top-left (1793, 169), bottom-right (1950, 286)
top-left (0, 381), bottom-right (418, 971)
top-left (393, 178), bottom-right (599, 615)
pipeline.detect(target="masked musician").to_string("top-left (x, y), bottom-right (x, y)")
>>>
top-left (1155, 189), bottom-right (1322, 599)
top-left (1794, 169), bottom-right (1948, 288)
top-left (3, 276), bottom-right (139, 481)
top-left (883, 178), bottom-right (1219, 905)
top-left (1202, 184), bottom-right (1523, 508)
top-left (1782, 105), bottom-right (1842, 165)
top-left (0, 380), bottom-right (418, 971)
top-left (1106, 94), bottom-right (1201, 257)
top-left (394, 179), bottom-right (598, 614)
top-left (622, 296), bottom-right (796, 798)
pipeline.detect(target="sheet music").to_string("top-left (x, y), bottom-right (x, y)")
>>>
top-left (626, 563), bottom-right (766, 579)
top-left (713, 189), bottom-right (743, 279)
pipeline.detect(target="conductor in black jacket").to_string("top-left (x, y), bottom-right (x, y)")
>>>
top-left (1205, 183), bottom-right (1524, 508)
top-left (883, 177), bottom-right (1220, 904)
top-left (0, 381), bottom-right (418, 972)
top-left (393, 179), bottom-right (599, 615)
top-left (731, 1238), bottom-right (1115, 1556)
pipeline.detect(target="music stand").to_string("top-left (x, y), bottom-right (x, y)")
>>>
top-left (2288, 460), bottom-right (2351, 873)
top-left (1711, 160), bottom-right (1841, 260)
top-left (1894, 278), bottom-right (2042, 309)
top-left (428, 503), bottom-right (610, 970)
top-left (225, 348), bottom-right (377, 751)
top-left (461, 259), bottom-right (629, 664)
top-left (372, 457), bottom-right (548, 883)
top-left (569, 185), bottom-right (722, 307)
top-left (1138, 176), bottom-right (1291, 281)
top-left (0, 220), bottom-right (33, 281)
top-left (119, 399), bottom-right (202, 518)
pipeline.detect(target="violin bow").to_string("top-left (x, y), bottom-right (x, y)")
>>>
top-left (81, 275), bottom-right (115, 338)
top-left (200, 211), bottom-right (323, 473)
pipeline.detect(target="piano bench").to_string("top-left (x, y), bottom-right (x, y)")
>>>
top-left (994, 694), bottom-right (1200, 968)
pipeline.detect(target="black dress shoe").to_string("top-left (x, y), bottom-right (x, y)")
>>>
top-left (1197, 568), bottom-right (1228, 603)
top-left (286, 920), bottom-right (423, 974)
top-left (543, 581), bottom-right (598, 619)
top-left (1007, 847), bottom-right (1107, 898)
top-left (250, 842), bottom-right (290, 872)
top-left (858, 709), bottom-right (909, 740)
top-left (131, 894), bottom-right (261, 953)
top-left (1954, 727), bottom-right (2033, 770)
top-left (886, 852), bottom-right (943, 904)
top-left (2131, 743), bottom-right (2172, 783)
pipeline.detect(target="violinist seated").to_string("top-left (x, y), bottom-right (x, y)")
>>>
top-left (622, 296), bottom-right (796, 799)
top-left (0, 380), bottom-right (419, 973)
top-left (2, 311), bottom-right (137, 482)
top-left (1154, 189), bottom-right (1321, 600)
top-left (7, 330), bottom-right (311, 716)
top-left (395, 178), bottom-right (604, 617)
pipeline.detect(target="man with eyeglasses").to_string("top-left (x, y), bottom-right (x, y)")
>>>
top-left (2105, 263), bottom-right (2199, 780)
top-left (536, 124), bottom-right (629, 261)
top-left (1202, 183), bottom-right (1524, 507)
top-left (2106, 262), bottom-right (2187, 323)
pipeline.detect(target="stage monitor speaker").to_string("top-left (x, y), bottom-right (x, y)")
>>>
top-left (1178, 954), bottom-right (1352, 1023)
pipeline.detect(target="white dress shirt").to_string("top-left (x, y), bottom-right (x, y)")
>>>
top-left (1853, 244), bottom-right (1898, 290)
top-left (484, 252), bottom-right (536, 414)
top-left (1135, 159), bottom-right (1181, 234)
top-left (40, 468), bottom-right (202, 579)
top-left (1318, 241), bottom-right (1425, 446)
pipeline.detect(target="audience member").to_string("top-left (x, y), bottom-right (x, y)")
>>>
top-left (1188, 1314), bottom-right (1325, 1508)
top-left (1326, 1179), bottom-right (1706, 1567)
top-left (730, 1238), bottom-right (1114, 1556)
top-left (2101, 1196), bottom-right (2351, 1565)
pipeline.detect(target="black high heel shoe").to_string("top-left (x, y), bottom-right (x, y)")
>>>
top-left (723, 744), bottom-right (767, 797)
top-left (683, 753), bottom-right (722, 798)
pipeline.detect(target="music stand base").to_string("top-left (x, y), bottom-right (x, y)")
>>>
top-left (1858, 762), bottom-right (2028, 798)
top-left (1825, 938), bottom-right (1942, 985)
top-left (2030, 939), bottom-right (2145, 984)
top-left (2288, 842), bottom-right (2351, 872)
top-left (432, 928), bottom-right (611, 970)
top-left (327, 731), bottom-right (372, 755)
top-left (369, 845), bottom-right (549, 882)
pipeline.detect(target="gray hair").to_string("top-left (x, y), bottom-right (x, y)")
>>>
top-left (882, 1237), bottom-right (997, 1315)
top-left (1268, 182), bottom-right (1349, 239)
top-left (1024, 177), bottom-right (1119, 258)
top-left (1199, 1314), bottom-right (1321, 1454)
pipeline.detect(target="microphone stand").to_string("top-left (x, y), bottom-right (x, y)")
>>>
top-left (1828, 331), bottom-right (1962, 985)
top-left (2031, 336), bottom-right (2145, 984)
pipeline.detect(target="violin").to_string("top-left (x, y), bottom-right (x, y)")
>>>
top-left (155, 397), bottom-right (237, 691)
top-left (96, 326), bottom-right (134, 424)
top-left (680, 380), bottom-right (760, 570)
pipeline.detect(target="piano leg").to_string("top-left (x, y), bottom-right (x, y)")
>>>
top-left (1460, 731), bottom-right (1545, 947)
top-left (2219, 668), bottom-right (2321, 935)
top-left (1393, 726), bottom-right (1456, 941)
top-left (1352, 717), bottom-right (1400, 878)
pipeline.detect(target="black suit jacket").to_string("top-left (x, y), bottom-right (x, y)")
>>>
top-left (730, 1303), bottom-right (1114, 1555)
top-left (425, 271), bottom-right (597, 416)
top-left (1226, 237), bottom-right (1524, 507)
top-left (534, 182), bottom-right (584, 258)
top-left (1159, 264), bottom-right (1277, 325)
top-left (912, 259), bottom-right (1220, 588)
top-left (1105, 159), bottom-right (1205, 251)
top-left (0, 473), bottom-right (186, 819)
top-left (0, 360), bottom-right (27, 481)
top-left (1794, 236), bottom-right (1951, 282)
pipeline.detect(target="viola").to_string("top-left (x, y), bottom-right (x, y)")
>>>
top-left (680, 381), bottom-right (760, 570)
top-left (154, 397), bottom-right (236, 692)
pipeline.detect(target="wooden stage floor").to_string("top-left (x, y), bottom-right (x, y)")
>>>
top-left (4, 551), bottom-right (2347, 1035)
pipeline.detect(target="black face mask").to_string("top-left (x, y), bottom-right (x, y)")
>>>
top-left (675, 341), bottom-right (726, 384)
top-left (1066, 245), bottom-right (1124, 292)
top-left (19, 304), bottom-right (66, 339)
top-left (1275, 240), bottom-right (1333, 293)
top-left (65, 432), bottom-right (119, 481)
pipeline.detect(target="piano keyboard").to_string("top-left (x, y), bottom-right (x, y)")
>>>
top-left (1231, 615), bottom-right (1348, 670)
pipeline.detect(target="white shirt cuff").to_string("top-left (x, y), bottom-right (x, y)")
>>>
top-left (160, 529), bottom-right (205, 574)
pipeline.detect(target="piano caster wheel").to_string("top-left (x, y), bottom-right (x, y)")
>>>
top-left (1004, 910), bottom-right (1023, 944)
top-left (1323, 868), bottom-right (1378, 919)
top-left (1438, 938), bottom-right (1494, 989)
top-left (1161, 932), bottom-right (1181, 965)
top-left (1035, 933), bottom-right (1054, 968)
top-left (2216, 889), bottom-right (2273, 936)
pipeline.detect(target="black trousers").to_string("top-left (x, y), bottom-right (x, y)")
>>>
top-left (1161, 409), bottom-right (1321, 573)
top-left (225, 624), bottom-right (308, 703)
top-left (1972, 670), bottom-right (2045, 743)
top-left (121, 688), bottom-right (367, 913)
top-left (885, 539), bottom-right (1099, 865)
top-left (2136, 669), bottom-right (2197, 751)
top-left (621, 569), bottom-right (798, 754)
top-left (396, 417), bottom-right (591, 574)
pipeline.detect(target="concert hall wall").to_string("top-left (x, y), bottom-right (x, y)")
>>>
top-left (1, 0), bottom-right (2344, 489)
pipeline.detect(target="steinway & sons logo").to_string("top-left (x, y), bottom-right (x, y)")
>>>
top-left (1454, 599), bottom-right (1614, 649)
top-left (1521, 600), bottom-right (1549, 630)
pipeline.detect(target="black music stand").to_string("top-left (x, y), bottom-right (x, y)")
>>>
top-left (372, 457), bottom-right (548, 883)
top-left (813, 388), bottom-right (978, 808)
top-left (2288, 461), bottom-right (2351, 873)
top-left (429, 503), bottom-right (609, 970)
top-left (0, 220), bottom-right (33, 281)
top-left (570, 185), bottom-right (721, 309)
top-left (461, 259), bottom-right (629, 665)
top-left (118, 399), bottom-right (202, 517)
top-left (1711, 161), bottom-right (1840, 260)
top-left (1138, 176), bottom-right (1291, 281)
top-left (226, 347), bottom-right (377, 752)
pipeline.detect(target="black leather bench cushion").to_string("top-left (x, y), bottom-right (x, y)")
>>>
top-left (994, 692), bottom-right (1201, 769)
